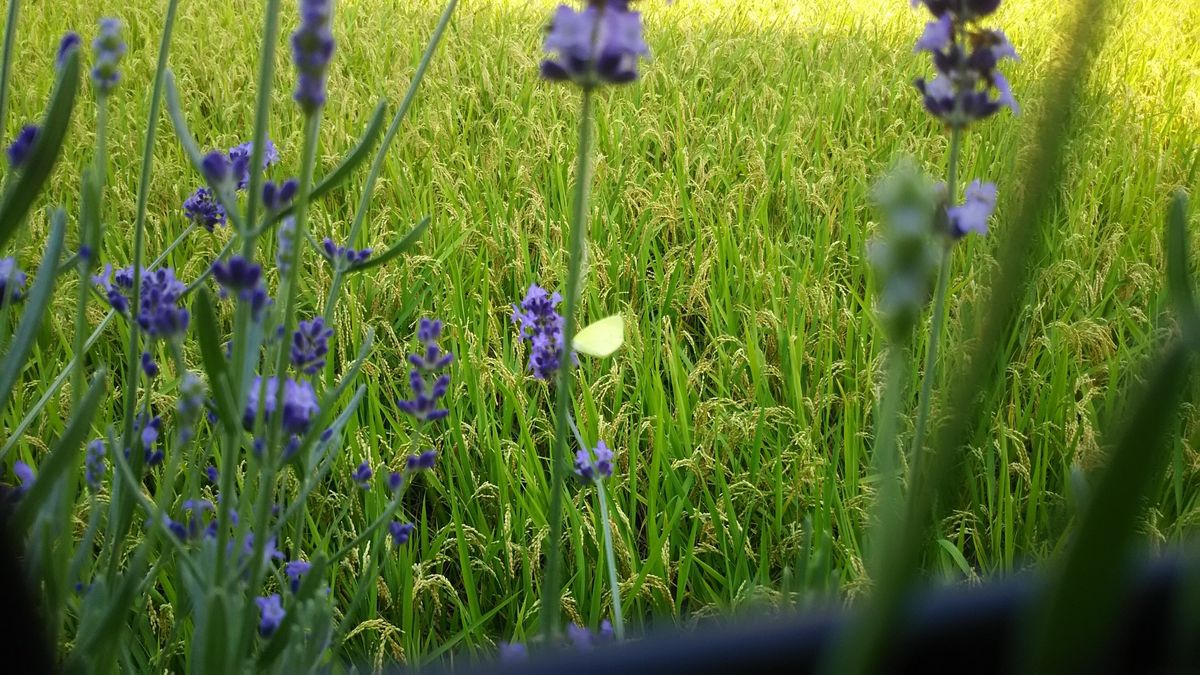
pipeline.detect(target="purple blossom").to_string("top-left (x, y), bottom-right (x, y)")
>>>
top-left (205, 465), bottom-right (219, 483)
top-left (284, 560), bottom-right (312, 592)
top-left (387, 471), bottom-right (404, 491)
top-left (513, 284), bottom-right (572, 380)
top-left (177, 373), bottom-right (206, 443)
top-left (321, 238), bottom-right (372, 266)
top-left (228, 140), bottom-right (280, 190)
top-left (57, 33), bottom-right (81, 68)
top-left (277, 217), bottom-right (297, 275)
top-left (947, 180), bottom-right (998, 237)
top-left (573, 440), bottom-right (614, 482)
top-left (133, 414), bottom-right (164, 466)
top-left (0, 257), bottom-right (28, 306)
top-left (406, 449), bottom-right (437, 472)
top-left (388, 521), bottom-right (415, 547)
top-left (141, 351), bottom-right (159, 378)
top-left (567, 620), bottom-right (614, 652)
top-left (13, 461), bottom-right (34, 496)
top-left (351, 461), bottom-right (373, 489)
top-left (292, 0), bottom-right (335, 112)
top-left (914, 13), bottom-right (951, 53)
top-left (397, 318), bottom-right (453, 423)
top-left (183, 187), bottom-right (227, 232)
top-left (91, 18), bottom-right (125, 95)
top-left (211, 256), bottom-right (269, 319)
top-left (97, 267), bottom-right (190, 340)
top-left (85, 440), bottom-right (106, 490)
top-left (263, 179), bottom-right (299, 212)
top-left (291, 317), bottom-right (333, 375)
top-left (6, 124), bottom-right (38, 169)
top-left (244, 376), bottom-right (319, 435)
top-left (498, 642), bottom-right (528, 663)
top-left (256, 594), bottom-right (286, 637)
top-left (541, 3), bottom-right (649, 86)
top-left (201, 150), bottom-right (233, 189)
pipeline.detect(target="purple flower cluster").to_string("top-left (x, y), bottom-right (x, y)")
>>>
top-left (541, 2), bottom-right (650, 86)
top-left (567, 620), bottom-right (615, 652)
top-left (165, 499), bottom-right (215, 541)
top-left (228, 140), bottom-right (280, 190)
top-left (244, 376), bottom-right (319, 436)
top-left (256, 594), bottom-right (286, 636)
top-left (262, 178), bottom-right (299, 212)
top-left (94, 266), bottom-right (190, 340)
top-left (573, 440), bottom-right (614, 482)
top-left (132, 413), bottom-right (164, 466)
top-left (176, 373), bottom-right (206, 444)
top-left (84, 439), bottom-right (106, 490)
top-left (512, 284), bottom-right (571, 380)
top-left (0, 257), bottom-right (27, 306)
top-left (277, 217), bottom-right (298, 275)
top-left (947, 179), bottom-right (998, 237)
top-left (57, 33), bottom-right (81, 68)
top-left (91, 18), bottom-right (125, 95)
top-left (183, 188), bottom-right (227, 232)
top-left (291, 317), bottom-right (333, 374)
top-left (351, 461), bottom-right (373, 489)
top-left (321, 238), bottom-right (371, 267)
top-left (397, 319), bottom-right (453, 423)
top-left (407, 449), bottom-right (437, 472)
top-left (912, 0), bottom-right (1018, 128)
top-left (388, 521), bottom-right (415, 547)
top-left (284, 560), bottom-right (312, 592)
top-left (6, 124), bottom-right (38, 169)
top-left (13, 461), bottom-right (35, 497)
top-left (212, 255), bottom-right (270, 318)
top-left (292, 0), bottom-right (335, 112)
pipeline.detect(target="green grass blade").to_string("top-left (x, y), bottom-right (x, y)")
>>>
top-left (348, 215), bottom-right (430, 273)
top-left (0, 0), bottom-right (20, 150)
top-left (0, 48), bottom-right (78, 251)
top-left (256, 554), bottom-right (328, 667)
top-left (0, 207), bottom-right (66, 413)
top-left (11, 368), bottom-right (107, 534)
top-left (191, 287), bottom-right (239, 436)
top-left (1167, 192), bottom-right (1198, 345)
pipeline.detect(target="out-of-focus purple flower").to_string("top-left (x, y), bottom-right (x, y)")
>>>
top-left (256, 594), bottom-right (286, 636)
top-left (211, 256), bottom-right (269, 319)
top-left (91, 18), bottom-right (126, 95)
top-left (947, 180), bottom-right (998, 237)
top-left (6, 124), bottom-right (39, 169)
top-left (228, 139), bottom-right (280, 190)
top-left (388, 521), bottom-right (414, 547)
top-left (567, 623), bottom-right (594, 652)
top-left (244, 376), bottom-right (319, 435)
top-left (912, 0), bottom-right (1001, 20)
top-left (541, 3), bottom-right (649, 86)
top-left (498, 642), bottom-right (529, 663)
top-left (184, 187), bottom-right (227, 232)
top-left (206, 465), bottom-right (219, 483)
top-left (0, 257), bottom-right (28, 306)
top-left (398, 318), bottom-right (453, 423)
top-left (387, 471), bottom-right (404, 491)
top-left (132, 414), bottom-right (164, 466)
top-left (95, 266), bottom-right (190, 339)
top-left (57, 33), bottom-right (81, 68)
top-left (292, 0), bottom-right (335, 112)
top-left (202, 150), bottom-right (234, 190)
top-left (13, 461), bottom-right (35, 496)
top-left (277, 217), bottom-right (297, 275)
top-left (291, 317), bottom-right (333, 375)
top-left (141, 351), bottom-right (159, 378)
top-left (914, 13), bottom-right (951, 53)
top-left (166, 499), bottom-right (215, 540)
top-left (284, 560), bottom-right (312, 592)
top-left (351, 461), bottom-right (373, 489)
top-left (321, 238), bottom-right (372, 267)
top-left (406, 449), bottom-right (437, 472)
top-left (85, 440), bottom-right (106, 490)
top-left (239, 532), bottom-right (285, 567)
top-left (177, 373), bottom-right (206, 443)
top-left (263, 178), bottom-right (299, 212)
top-left (513, 284), bottom-right (572, 381)
top-left (573, 440), bottom-right (614, 482)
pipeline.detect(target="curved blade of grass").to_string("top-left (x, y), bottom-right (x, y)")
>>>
top-left (0, 49), bottom-right (79, 250)
top-left (347, 215), bottom-right (430, 273)
top-left (163, 71), bottom-right (245, 232)
top-left (11, 368), bottom-right (107, 534)
top-left (192, 287), bottom-right (239, 436)
top-left (1026, 342), bottom-right (1190, 673)
top-left (1167, 192), bottom-right (1199, 346)
top-left (0, 208), bottom-right (66, 413)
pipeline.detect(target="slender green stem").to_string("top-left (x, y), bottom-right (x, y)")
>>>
top-left (0, 0), bottom-right (19, 150)
top-left (544, 86), bottom-right (595, 640)
top-left (596, 483), bottom-right (625, 640)
top-left (242, 0), bottom-right (283, 243)
top-left (322, 0), bottom-right (458, 321)
top-left (908, 127), bottom-right (961, 474)
top-left (71, 102), bottom-right (107, 408)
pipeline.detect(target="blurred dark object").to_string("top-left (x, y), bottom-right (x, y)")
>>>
top-left (0, 503), bottom-right (57, 673)
top-left (444, 553), bottom-right (1200, 675)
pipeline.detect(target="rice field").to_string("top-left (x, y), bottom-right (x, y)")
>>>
top-left (3, 0), bottom-right (1199, 666)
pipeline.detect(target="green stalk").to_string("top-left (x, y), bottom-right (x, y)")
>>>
top-left (109, 0), bottom-right (180, 581)
top-left (908, 126), bottom-right (961, 473)
top-left (544, 86), bottom-right (595, 640)
top-left (0, 0), bottom-right (19, 150)
top-left (322, 0), bottom-right (458, 322)
top-left (71, 102), bottom-right (107, 408)
top-left (596, 483), bottom-right (625, 640)
top-left (241, 0), bottom-right (283, 243)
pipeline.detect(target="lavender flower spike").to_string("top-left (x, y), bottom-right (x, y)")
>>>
top-left (397, 318), bottom-right (453, 423)
top-left (541, 2), bottom-right (650, 86)
top-left (947, 180), bottom-right (998, 238)
top-left (91, 18), bottom-right (126, 95)
top-left (292, 0), bottom-right (336, 112)
top-left (512, 284), bottom-right (572, 380)
top-left (6, 125), bottom-right (39, 169)
top-left (0, 257), bottom-right (28, 306)
top-left (256, 594), bottom-right (286, 636)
